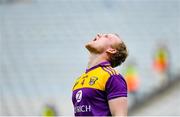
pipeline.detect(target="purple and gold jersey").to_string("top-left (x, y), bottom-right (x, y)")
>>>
top-left (72, 61), bottom-right (127, 116)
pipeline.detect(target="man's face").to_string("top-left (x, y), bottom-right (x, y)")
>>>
top-left (85, 33), bottom-right (121, 54)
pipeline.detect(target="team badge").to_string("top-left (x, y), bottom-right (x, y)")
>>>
top-left (89, 76), bottom-right (98, 85)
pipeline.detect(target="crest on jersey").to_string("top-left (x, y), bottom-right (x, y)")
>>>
top-left (89, 76), bottom-right (98, 85)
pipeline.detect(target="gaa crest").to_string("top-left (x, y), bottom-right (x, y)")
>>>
top-left (89, 76), bottom-right (98, 85)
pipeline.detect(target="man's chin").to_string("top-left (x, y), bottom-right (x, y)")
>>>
top-left (85, 43), bottom-right (92, 51)
top-left (85, 43), bottom-right (94, 51)
top-left (85, 44), bottom-right (100, 54)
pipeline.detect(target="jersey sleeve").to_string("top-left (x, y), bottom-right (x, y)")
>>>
top-left (105, 74), bottom-right (127, 100)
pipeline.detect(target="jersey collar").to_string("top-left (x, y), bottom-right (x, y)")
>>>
top-left (86, 61), bottom-right (111, 73)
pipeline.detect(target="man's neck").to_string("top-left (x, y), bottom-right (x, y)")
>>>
top-left (87, 53), bottom-right (107, 69)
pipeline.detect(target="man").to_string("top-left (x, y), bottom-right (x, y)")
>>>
top-left (72, 33), bottom-right (128, 116)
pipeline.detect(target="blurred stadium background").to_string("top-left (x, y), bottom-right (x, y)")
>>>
top-left (0, 0), bottom-right (179, 116)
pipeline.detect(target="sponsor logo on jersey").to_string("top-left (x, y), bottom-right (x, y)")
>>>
top-left (74, 105), bottom-right (91, 113)
top-left (76, 90), bottom-right (82, 102)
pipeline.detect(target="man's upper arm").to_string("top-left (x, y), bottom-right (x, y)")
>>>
top-left (108, 97), bottom-right (128, 116)
top-left (105, 74), bottom-right (127, 100)
top-left (105, 74), bottom-right (128, 116)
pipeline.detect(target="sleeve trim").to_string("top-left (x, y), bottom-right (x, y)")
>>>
top-left (108, 93), bottom-right (127, 100)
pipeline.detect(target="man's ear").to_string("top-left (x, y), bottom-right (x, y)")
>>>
top-left (106, 48), bottom-right (117, 55)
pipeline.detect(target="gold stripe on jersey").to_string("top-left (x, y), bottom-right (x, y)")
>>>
top-left (102, 67), bottom-right (113, 76)
top-left (103, 66), bottom-right (118, 76)
top-left (107, 66), bottom-right (119, 75)
top-left (105, 67), bottom-right (115, 75)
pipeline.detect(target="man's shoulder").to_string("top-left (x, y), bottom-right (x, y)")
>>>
top-left (100, 66), bottom-right (125, 85)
